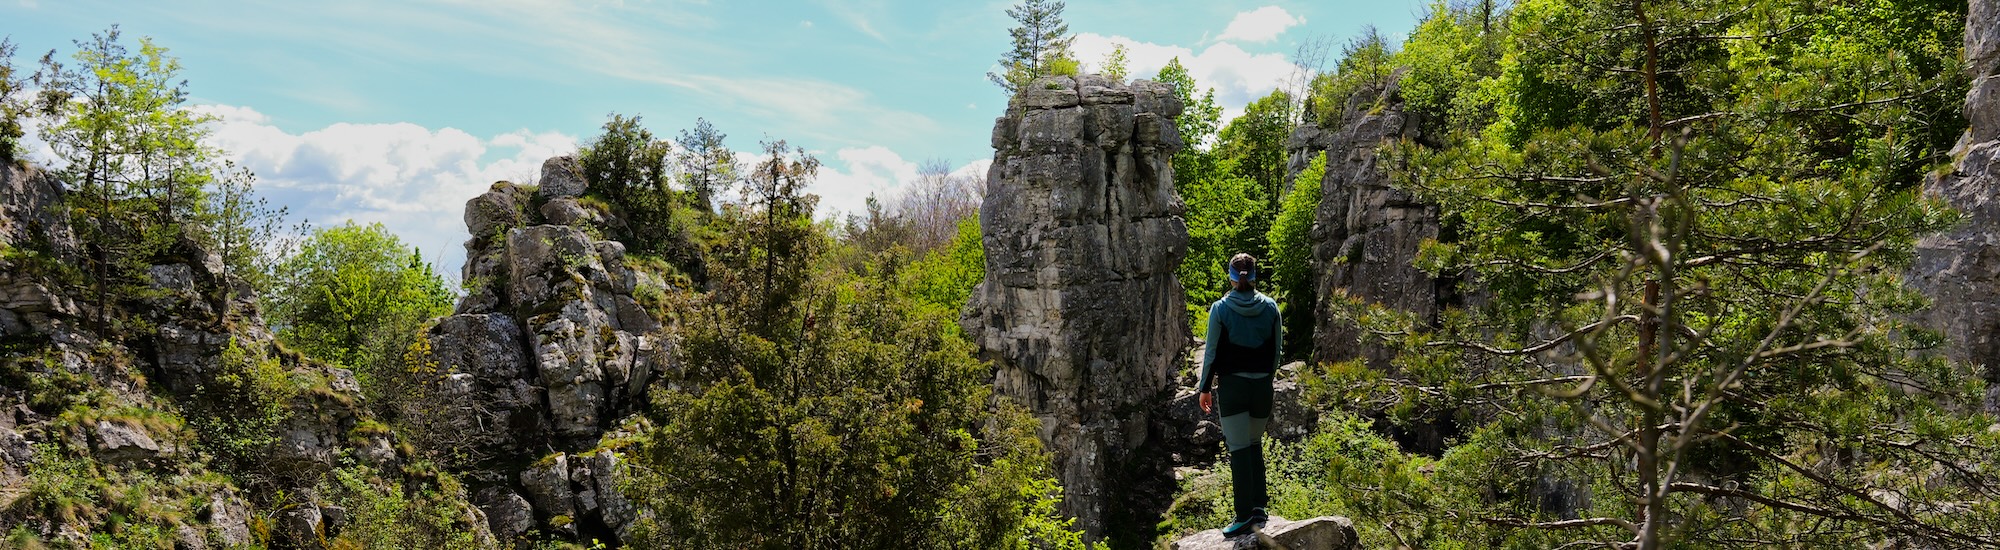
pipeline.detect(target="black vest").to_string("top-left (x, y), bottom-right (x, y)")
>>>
top-left (1212, 316), bottom-right (1278, 376)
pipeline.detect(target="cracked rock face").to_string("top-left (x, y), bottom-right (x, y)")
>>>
top-left (1303, 79), bottom-right (1444, 373)
top-left (424, 156), bottom-right (676, 541)
top-left (1911, 0), bottom-right (2000, 414)
top-left (965, 74), bottom-right (1191, 540)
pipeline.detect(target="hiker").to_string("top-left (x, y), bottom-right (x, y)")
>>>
top-left (1198, 253), bottom-right (1282, 536)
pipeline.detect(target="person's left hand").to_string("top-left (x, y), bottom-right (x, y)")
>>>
top-left (1199, 391), bottom-right (1213, 414)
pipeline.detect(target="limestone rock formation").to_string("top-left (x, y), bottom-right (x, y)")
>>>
top-left (965, 74), bottom-right (1192, 539)
top-left (1169, 516), bottom-right (1363, 550)
top-left (0, 162), bottom-right (478, 548)
top-left (432, 155), bottom-right (676, 542)
top-left (1301, 77), bottom-right (1445, 373)
top-left (1910, 0), bottom-right (2000, 413)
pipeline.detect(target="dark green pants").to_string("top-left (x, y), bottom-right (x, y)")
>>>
top-left (1218, 374), bottom-right (1273, 520)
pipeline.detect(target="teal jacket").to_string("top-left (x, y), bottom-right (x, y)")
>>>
top-left (1199, 289), bottom-right (1282, 392)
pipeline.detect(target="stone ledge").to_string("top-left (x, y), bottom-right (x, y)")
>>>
top-left (1170, 516), bottom-right (1362, 550)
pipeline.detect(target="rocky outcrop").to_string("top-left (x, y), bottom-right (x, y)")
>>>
top-left (1910, 0), bottom-right (2000, 413)
top-left (0, 161), bottom-right (488, 548)
top-left (965, 74), bottom-right (1191, 540)
top-left (1303, 77), bottom-right (1445, 374)
top-left (1169, 516), bottom-right (1363, 550)
top-left (0, 164), bottom-right (77, 263)
top-left (431, 156), bottom-right (675, 542)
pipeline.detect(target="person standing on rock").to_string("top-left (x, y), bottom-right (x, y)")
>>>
top-left (1198, 253), bottom-right (1282, 536)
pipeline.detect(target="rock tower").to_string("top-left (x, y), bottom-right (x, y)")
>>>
top-left (426, 156), bottom-right (674, 541)
top-left (965, 74), bottom-right (1191, 539)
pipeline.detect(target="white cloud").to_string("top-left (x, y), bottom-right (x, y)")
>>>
top-left (1070, 33), bottom-right (1297, 121)
top-left (806, 147), bottom-right (987, 220)
top-left (799, 20), bottom-right (814, 28)
top-left (192, 104), bottom-right (578, 280)
top-left (1216, 6), bottom-right (1304, 43)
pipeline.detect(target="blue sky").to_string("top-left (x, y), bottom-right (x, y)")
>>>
top-left (3, 0), bottom-right (1430, 276)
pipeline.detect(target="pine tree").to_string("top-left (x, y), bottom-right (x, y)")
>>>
top-left (988, 0), bottom-right (1076, 94)
top-left (1328, 0), bottom-right (1999, 547)
top-left (676, 117), bottom-right (737, 214)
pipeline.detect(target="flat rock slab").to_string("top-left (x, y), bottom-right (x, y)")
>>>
top-left (1171, 516), bottom-right (1361, 550)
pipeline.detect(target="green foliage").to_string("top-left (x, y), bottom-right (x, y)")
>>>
top-left (1396, 1), bottom-right (1508, 134)
top-left (582, 114), bottom-right (708, 276)
top-left (1214, 90), bottom-right (1295, 209)
top-left (1265, 155), bottom-right (1325, 360)
top-left (35, 27), bottom-right (221, 330)
top-left (989, 0), bottom-right (1076, 93)
top-left (190, 337), bottom-right (302, 461)
top-left (1315, 0), bottom-right (1998, 546)
top-left (1096, 44), bottom-right (1129, 82)
top-left (1307, 27), bottom-right (1398, 126)
top-left (626, 150), bottom-right (1075, 548)
top-left (0, 37), bottom-right (28, 165)
top-left (16, 441), bottom-right (242, 549)
top-left (322, 461), bottom-right (483, 550)
top-left (1158, 411), bottom-right (1448, 548)
top-left (25, 26), bottom-right (293, 329)
top-left (675, 117), bottom-right (737, 214)
top-left (903, 216), bottom-right (986, 316)
top-left (267, 221), bottom-right (453, 377)
top-left (1175, 164), bottom-right (1264, 336)
top-left (1156, 58), bottom-right (1223, 152)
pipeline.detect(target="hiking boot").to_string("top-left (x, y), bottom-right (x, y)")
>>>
top-left (1222, 515), bottom-right (1262, 537)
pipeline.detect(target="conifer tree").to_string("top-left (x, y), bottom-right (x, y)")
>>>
top-left (988, 0), bottom-right (1076, 94)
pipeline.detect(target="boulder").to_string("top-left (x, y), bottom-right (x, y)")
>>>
top-left (0, 164), bottom-right (79, 260)
top-left (521, 454), bottom-right (578, 535)
top-left (279, 504), bottom-right (325, 548)
top-left (538, 155), bottom-right (588, 199)
top-left (465, 185), bottom-right (527, 238)
top-left (0, 426), bottom-right (30, 467)
top-left (967, 75), bottom-right (1190, 540)
top-left (540, 197), bottom-right (596, 227)
top-left (93, 419), bottom-right (163, 462)
top-left (477, 486), bottom-right (536, 541)
top-left (1169, 516), bottom-right (1362, 550)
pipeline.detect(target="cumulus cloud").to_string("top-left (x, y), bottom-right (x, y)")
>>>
top-left (183, 104), bottom-right (981, 277)
top-left (1217, 6), bottom-right (1305, 43)
top-left (193, 104), bottom-right (578, 280)
top-left (806, 147), bottom-right (986, 220)
top-left (1070, 32), bottom-right (1297, 121)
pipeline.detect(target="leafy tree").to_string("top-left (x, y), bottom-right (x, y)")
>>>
top-left (1214, 89), bottom-right (1295, 211)
top-left (1393, 1), bottom-right (1508, 135)
top-left (1265, 155), bottom-right (1325, 361)
top-left (1325, 0), bottom-right (1998, 547)
top-left (206, 160), bottom-right (296, 290)
top-left (1097, 43), bottom-right (1130, 82)
top-left (1307, 26), bottom-right (1398, 126)
top-left (676, 117), bottom-right (737, 214)
top-left (627, 141), bottom-right (1076, 548)
top-left (34, 27), bottom-right (223, 330)
top-left (989, 0), bottom-right (1077, 93)
top-left (904, 215), bottom-right (986, 316)
top-left (0, 37), bottom-right (28, 165)
top-left (1175, 166), bottom-right (1264, 336)
top-left (581, 114), bottom-right (705, 274)
top-left (266, 222), bottom-right (453, 378)
top-left (579, 113), bottom-right (671, 204)
top-left (1156, 58), bottom-right (1223, 154)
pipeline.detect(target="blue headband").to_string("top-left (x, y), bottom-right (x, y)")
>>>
top-left (1226, 263), bottom-right (1256, 282)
